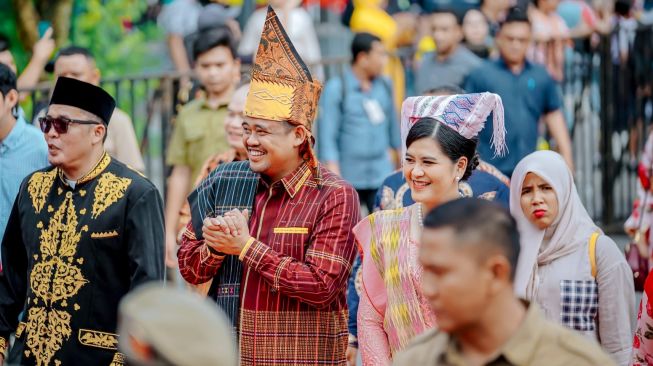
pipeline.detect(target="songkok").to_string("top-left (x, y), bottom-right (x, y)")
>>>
top-left (49, 76), bottom-right (116, 124)
top-left (118, 284), bottom-right (238, 366)
top-left (244, 6), bottom-right (323, 182)
top-left (400, 92), bottom-right (507, 158)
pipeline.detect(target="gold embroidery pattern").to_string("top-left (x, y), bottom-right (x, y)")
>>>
top-left (16, 321), bottom-right (26, 338)
top-left (27, 170), bottom-right (57, 214)
top-left (77, 152), bottom-right (111, 185)
top-left (91, 230), bottom-right (119, 239)
top-left (251, 90), bottom-right (293, 105)
top-left (0, 336), bottom-right (6, 353)
top-left (92, 172), bottom-right (131, 219)
top-left (25, 307), bottom-right (72, 366)
top-left (293, 168), bottom-right (311, 194)
top-left (57, 153), bottom-right (111, 187)
top-left (110, 352), bottom-right (126, 366)
top-left (27, 195), bottom-right (88, 366)
top-left (273, 227), bottom-right (309, 234)
top-left (78, 329), bottom-right (119, 350)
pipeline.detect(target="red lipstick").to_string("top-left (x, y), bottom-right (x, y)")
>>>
top-left (533, 209), bottom-right (546, 219)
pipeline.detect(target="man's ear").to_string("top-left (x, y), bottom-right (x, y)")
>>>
top-left (293, 125), bottom-right (308, 148)
top-left (91, 67), bottom-right (101, 85)
top-left (91, 123), bottom-right (106, 145)
top-left (485, 254), bottom-right (512, 295)
top-left (5, 89), bottom-right (19, 111)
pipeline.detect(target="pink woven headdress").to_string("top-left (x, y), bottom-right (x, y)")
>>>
top-left (400, 92), bottom-right (507, 159)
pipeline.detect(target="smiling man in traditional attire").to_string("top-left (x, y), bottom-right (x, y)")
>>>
top-left (178, 6), bottom-right (360, 365)
top-left (0, 77), bottom-right (164, 366)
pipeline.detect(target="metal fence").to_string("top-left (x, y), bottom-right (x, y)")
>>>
top-left (568, 27), bottom-right (653, 231)
top-left (18, 32), bottom-right (652, 230)
top-left (17, 62), bottom-right (348, 195)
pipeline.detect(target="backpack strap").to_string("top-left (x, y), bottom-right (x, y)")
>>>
top-left (589, 232), bottom-right (600, 279)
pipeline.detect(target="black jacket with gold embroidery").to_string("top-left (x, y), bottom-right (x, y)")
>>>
top-left (0, 153), bottom-right (164, 366)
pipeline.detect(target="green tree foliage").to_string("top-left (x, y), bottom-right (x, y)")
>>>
top-left (70, 0), bottom-right (166, 146)
top-left (71, 0), bottom-right (164, 77)
top-left (0, 0), bottom-right (29, 69)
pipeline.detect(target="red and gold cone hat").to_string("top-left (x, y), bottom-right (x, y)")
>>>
top-left (244, 6), bottom-right (323, 182)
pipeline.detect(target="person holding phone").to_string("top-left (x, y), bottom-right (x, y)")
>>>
top-left (0, 25), bottom-right (55, 92)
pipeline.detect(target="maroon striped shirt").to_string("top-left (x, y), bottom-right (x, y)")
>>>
top-left (178, 163), bottom-right (360, 365)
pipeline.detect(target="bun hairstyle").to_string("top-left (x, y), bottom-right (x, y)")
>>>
top-left (406, 117), bottom-right (479, 180)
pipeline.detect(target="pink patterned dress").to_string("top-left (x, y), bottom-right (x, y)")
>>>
top-left (632, 272), bottom-right (653, 365)
top-left (353, 204), bottom-right (435, 365)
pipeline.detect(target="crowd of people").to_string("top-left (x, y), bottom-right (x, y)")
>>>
top-left (1, 0), bottom-right (653, 365)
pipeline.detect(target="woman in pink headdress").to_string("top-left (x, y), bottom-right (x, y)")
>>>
top-left (353, 93), bottom-right (506, 365)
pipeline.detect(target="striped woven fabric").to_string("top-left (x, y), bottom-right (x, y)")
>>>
top-left (188, 160), bottom-right (259, 330)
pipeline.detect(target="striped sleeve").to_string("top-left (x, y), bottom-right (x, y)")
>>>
top-left (178, 222), bottom-right (225, 285)
top-left (240, 184), bottom-right (360, 308)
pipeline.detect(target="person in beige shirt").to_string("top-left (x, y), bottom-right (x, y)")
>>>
top-left (393, 198), bottom-right (615, 366)
top-left (45, 46), bottom-right (145, 172)
top-left (102, 107), bottom-right (145, 172)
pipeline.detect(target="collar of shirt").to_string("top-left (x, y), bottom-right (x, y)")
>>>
top-left (345, 68), bottom-right (366, 92)
top-left (259, 162), bottom-right (312, 199)
top-left (442, 301), bottom-right (542, 365)
top-left (496, 57), bottom-right (533, 76)
top-left (433, 46), bottom-right (464, 64)
top-left (344, 67), bottom-right (384, 93)
top-left (57, 151), bottom-right (112, 188)
top-left (0, 116), bottom-right (27, 153)
top-left (198, 95), bottom-right (230, 111)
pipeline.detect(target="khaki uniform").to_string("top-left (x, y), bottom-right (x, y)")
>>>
top-left (393, 303), bottom-right (616, 366)
top-left (166, 98), bottom-right (230, 185)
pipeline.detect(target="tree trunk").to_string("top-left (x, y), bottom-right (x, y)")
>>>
top-left (12, 0), bottom-right (39, 50)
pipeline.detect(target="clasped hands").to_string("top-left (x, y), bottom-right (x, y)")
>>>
top-left (202, 209), bottom-right (252, 256)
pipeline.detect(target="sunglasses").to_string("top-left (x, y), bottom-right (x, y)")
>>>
top-left (39, 116), bottom-right (101, 134)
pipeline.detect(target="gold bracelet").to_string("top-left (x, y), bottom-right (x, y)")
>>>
top-left (239, 237), bottom-right (256, 261)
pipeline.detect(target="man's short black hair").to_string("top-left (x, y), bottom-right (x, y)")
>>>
top-left (351, 32), bottom-right (382, 64)
top-left (57, 46), bottom-right (95, 60)
top-left (423, 198), bottom-right (521, 279)
top-left (0, 34), bottom-right (9, 53)
top-left (0, 62), bottom-right (17, 97)
top-left (193, 26), bottom-right (237, 61)
top-left (430, 8), bottom-right (463, 26)
top-left (45, 46), bottom-right (96, 73)
top-left (499, 6), bottom-right (531, 29)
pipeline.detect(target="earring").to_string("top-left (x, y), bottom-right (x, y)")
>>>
top-left (455, 176), bottom-right (461, 182)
